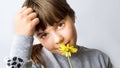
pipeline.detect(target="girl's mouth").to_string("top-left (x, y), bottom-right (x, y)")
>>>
top-left (65, 41), bottom-right (70, 45)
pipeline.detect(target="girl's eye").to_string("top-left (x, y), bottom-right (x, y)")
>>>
top-left (40, 33), bottom-right (47, 39)
top-left (57, 22), bottom-right (65, 29)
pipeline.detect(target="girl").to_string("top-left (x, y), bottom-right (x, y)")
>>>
top-left (5, 0), bottom-right (112, 68)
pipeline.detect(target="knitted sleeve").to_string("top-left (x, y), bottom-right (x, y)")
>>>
top-left (4, 34), bottom-right (38, 68)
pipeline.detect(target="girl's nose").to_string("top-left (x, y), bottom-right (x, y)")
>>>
top-left (53, 33), bottom-right (64, 44)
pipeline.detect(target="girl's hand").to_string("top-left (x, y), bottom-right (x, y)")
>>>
top-left (15, 7), bottom-right (39, 36)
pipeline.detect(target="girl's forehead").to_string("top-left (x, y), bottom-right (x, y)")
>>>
top-left (39, 23), bottom-right (56, 32)
top-left (35, 26), bottom-right (54, 36)
top-left (44, 25), bottom-right (55, 32)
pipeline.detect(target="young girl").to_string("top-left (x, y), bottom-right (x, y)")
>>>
top-left (5, 0), bottom-right (112, 68)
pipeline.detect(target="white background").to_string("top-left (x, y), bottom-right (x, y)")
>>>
top-left (0, 0), bottom-right (120, 68)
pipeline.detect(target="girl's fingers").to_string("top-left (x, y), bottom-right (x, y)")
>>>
top-left (32, 18), bottom-right (40, 27)
top-left (23, 8), bottom-right (33, 16)
top-left (27, 12), bottom-right (37, 20)
top-left (19, 6), bottom-right (27, 13)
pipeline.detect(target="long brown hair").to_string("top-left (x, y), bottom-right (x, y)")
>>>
top-left (31, 44), bottom-right (45, 66)
top-left (22, 0), bottom-right (75, 66)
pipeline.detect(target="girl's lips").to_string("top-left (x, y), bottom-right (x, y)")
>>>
top-left (65, 41), bottom-right (70, 45)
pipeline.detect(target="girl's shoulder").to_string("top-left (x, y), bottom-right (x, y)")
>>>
top-left (77, 45), bottom-right (110, 60)
top-left (77, 45), bottom-right (112, 67)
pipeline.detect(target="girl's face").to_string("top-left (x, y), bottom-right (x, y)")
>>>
top-left (35, 16), bottom-right (77, 55)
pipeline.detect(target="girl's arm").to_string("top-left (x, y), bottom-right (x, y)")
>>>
top-left (5, 34), bottom-right (33, 68)
top-left (5, 6), bottom-right (39, 68)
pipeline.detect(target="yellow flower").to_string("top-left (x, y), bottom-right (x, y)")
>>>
top-left (59, 43), bottom-right (78, 68)
top-left (59, 43), bottom-right (78, 57)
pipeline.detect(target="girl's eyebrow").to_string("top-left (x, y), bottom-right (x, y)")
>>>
top-left (55, 19), bottom-right (63, 23)
top-left (36, 31), bottom-right (44, 36)
top-left (57, 19), bottom-right (62, 23)
top-left (53, 19), bottom-right (63, 26)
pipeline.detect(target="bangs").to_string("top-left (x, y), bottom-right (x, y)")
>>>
top-left (22, 0), bottom-right (74, 31)
top-left (35, 2), bottom-right (67, 31)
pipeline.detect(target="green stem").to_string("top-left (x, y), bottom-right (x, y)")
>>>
top-left (67, 56), bottom-right (73, 68)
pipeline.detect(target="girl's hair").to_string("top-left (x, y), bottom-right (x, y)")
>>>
top-left (22, 0), bottom-right (75, 66)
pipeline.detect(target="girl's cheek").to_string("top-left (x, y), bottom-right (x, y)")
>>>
top-left (42, 38), bottom-right (52, 47)
top-left (63, 27), bottom-right (72, 36)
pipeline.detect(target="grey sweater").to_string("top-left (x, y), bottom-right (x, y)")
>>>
top-left (5, 35), bottom-right (112, 68)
